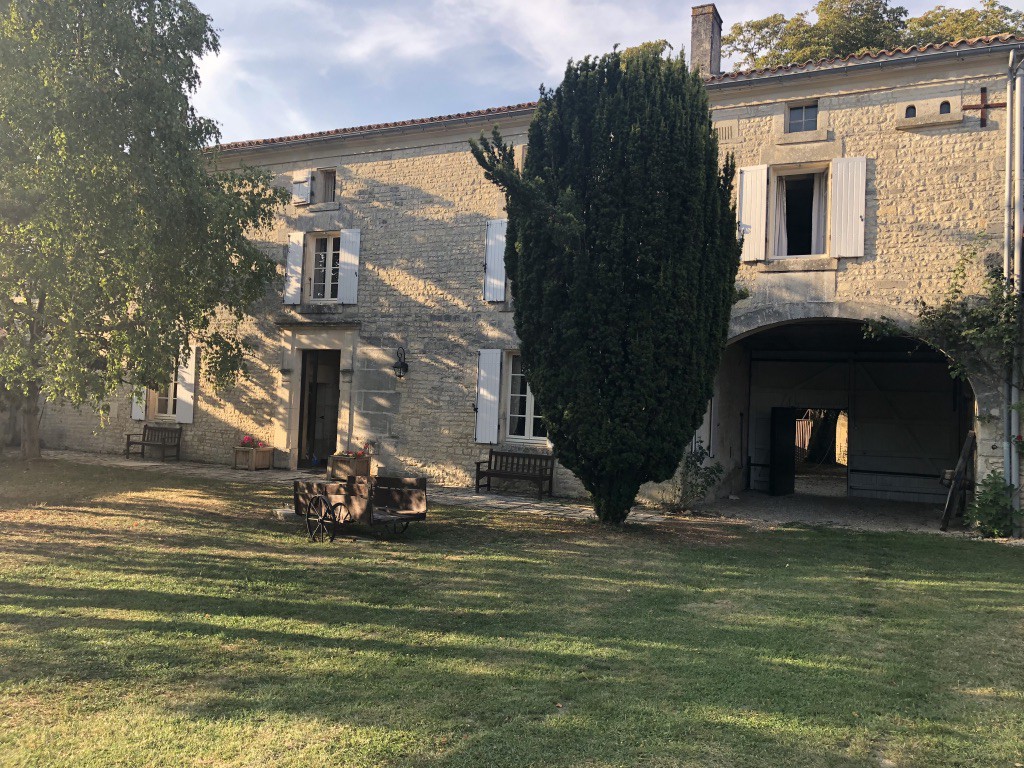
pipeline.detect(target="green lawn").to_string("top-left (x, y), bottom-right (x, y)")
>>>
top-left (0, 459), bottom-right (1022, 767)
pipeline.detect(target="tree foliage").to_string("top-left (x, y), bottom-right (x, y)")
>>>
top-left (723, 0), bottom-right (1024, 70)
top-left (471, 43), bottom-right (740, 524)
top-left (0, 0), bottom-right (286, 458)
top-left (865, 250), bottom-right (1023, 393)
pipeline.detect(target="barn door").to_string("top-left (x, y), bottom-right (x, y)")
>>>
top-left (769, 407), bottom-right (797, 496)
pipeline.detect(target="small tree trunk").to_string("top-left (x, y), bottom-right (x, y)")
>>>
top-left (592, 479), bottom-right (640, 525)
top-left (19, 382), bottom-right (42, 460)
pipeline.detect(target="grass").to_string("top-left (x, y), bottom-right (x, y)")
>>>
top-left (0, 459), bottom-right (1022, 767)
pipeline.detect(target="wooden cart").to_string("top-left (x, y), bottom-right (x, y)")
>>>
top-left (293, 476), bottom-right (427, 542)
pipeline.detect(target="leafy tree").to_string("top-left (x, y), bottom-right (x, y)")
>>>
top-left (0, 1), bottom-right (286, 459)
top-left (905, 0), bottom-right (1024, 46)
top-left (723, 0), bottom-right (1023, 70)
top-left (471, 43), bottom-right (740, 524)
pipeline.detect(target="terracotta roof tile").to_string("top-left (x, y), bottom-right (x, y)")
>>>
top-left (708, 33), bottom-right (1024, 83)
top-left (216, 102), bottom-right (537, 152)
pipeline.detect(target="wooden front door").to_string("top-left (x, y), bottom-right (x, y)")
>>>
top-left (298, 349), bottom-right (341, 467)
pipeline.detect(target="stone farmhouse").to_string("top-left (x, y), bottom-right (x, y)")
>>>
top-left (32, 5), bottom-right (1024, 507)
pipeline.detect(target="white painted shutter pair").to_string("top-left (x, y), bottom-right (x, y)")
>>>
top-left (475, 349), bottom-right (502, 443)
top-left (130, 346), bottom-right (198, 424)
top-left (737, 157), bottom-right (866, 262)
top-left (284, 230), bottom-right (361, 305)
top-left (484, 219), bottom-right (507, 302)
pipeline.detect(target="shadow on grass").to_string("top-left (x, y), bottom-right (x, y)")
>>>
top-left (2, 459), bottom-right (1023, 767)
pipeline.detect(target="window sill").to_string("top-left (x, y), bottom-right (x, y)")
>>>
top-left (503, 437), bottom-right (550, 447)
top-left (775, 128), bottom-right (830, 145)
top-left (275, 303), bottom-right (358, 325)
top-left (895, 114), bottom-right (963, 131)
top-left (308, 202), bottom-right (341, 212)
top-left (759, 256), bottom-right (838, 273)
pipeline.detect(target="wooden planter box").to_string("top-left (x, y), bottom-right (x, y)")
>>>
top-left (233, 445), bottom-right (274, 471)
top-left (328, 454), bottom-right (371, 480)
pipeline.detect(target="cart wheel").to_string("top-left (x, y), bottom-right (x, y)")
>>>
top-left (305, 495), bottom-right (337, 543)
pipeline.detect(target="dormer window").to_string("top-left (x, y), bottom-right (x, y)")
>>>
top-left (905, 105), bottom-right (917, 118)
top-left (787, 102), bottom-right (818, 133)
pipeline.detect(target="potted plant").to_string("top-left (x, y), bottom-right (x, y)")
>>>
top-left (328, 442), bottom-right (372, 479)
top-left (234, 435), bottom-right (274, 471)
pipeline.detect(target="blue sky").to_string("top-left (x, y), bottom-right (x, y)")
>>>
top-left (193, 0), bottom-right (974, 144)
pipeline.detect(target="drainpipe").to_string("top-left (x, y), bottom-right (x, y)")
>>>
top-left (1004, 53), bottom-right (1014, 492)
top-left (1013, 57), bottom-right (1024, 532)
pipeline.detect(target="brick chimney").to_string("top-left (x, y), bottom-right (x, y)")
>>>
top-left (690, 4), bottom-right (722, 77)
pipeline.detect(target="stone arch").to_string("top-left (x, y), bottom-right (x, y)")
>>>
top-left (724, 299), bottom-right (1001, 488)
top-left (728, 300), bottom-right (917, 343)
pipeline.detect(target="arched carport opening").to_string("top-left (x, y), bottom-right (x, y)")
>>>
top-left (710, 317), bottom-right (976, 506)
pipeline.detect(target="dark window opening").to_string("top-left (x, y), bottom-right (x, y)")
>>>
top-left (785, 175), bottom-right (815, 256)
top-left (905, 105), bottom-right (917, 118)
top-left (940, 100), bottom-right (951, 115)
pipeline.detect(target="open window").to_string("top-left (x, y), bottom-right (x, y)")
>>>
top-left (772, 168), bottom-right (828, 258)
top-left (739, 157), bottom-right (865, 262)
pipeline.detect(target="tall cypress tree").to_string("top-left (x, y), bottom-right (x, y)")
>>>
top-left (472, 42), bottom-right (740, 524)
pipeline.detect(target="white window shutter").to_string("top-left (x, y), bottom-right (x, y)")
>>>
top-left (284, 232), bottom-right (303, 305)
top-left (738, 165), bottom-right (768, 262)
top-left (830, 157), bottom-right (867, 258)
top-left (175, 346), bottom-right (197, 424)
top-left (292, 171), bottom-right (311, 205)
top-left (475, 349), bottom-right (502, 444)
top-left (337, 228), bottom-right (360, 305)
top-left (484, 219), bottom-right (507, 302)
top-left (130, 393), bottom-right (146, 421)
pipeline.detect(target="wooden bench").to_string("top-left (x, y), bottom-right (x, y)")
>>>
top-left (124, 424), bottom-right (183, 461)
top-left (475, 449), bottom-right (554, 500)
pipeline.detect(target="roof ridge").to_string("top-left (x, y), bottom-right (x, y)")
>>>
top-left (709, 33), bottom-right (1024, 82)
top-left (216, 101), bottom-right (537, 152)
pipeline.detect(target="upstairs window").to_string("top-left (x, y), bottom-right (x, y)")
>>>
top-left (905, 105), bottom-right (917, 118)
top-left (939, 100), bottom-right (951, 115)
top-left (787, 102), bottom-right (818, 133)
top-left (309, 234), bottom-right (341, 301)
top-left (774, 171), bottom-right (828, 257)
top-left (310, 169), bottom-right (336, 204)
top-left (295, 169), bottom-right (337, 206)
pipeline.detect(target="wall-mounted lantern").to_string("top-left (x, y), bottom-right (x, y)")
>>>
top-left (392, 347), bottom-right (409, 379)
